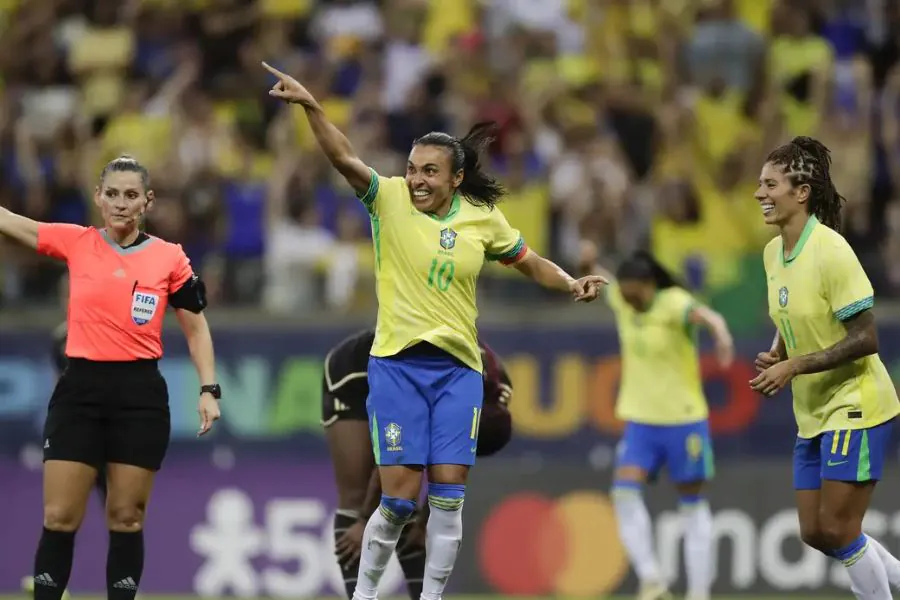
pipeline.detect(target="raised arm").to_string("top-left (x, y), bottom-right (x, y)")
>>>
top-left (0, 206), bottom-right (40, 249)
top-left (262, 62), bottom-right (371, 195)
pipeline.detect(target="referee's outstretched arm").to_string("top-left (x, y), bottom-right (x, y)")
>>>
top-left (0, 206), bottom-right (40, 248)
top-left (262, 62), bottom-right (371, 195)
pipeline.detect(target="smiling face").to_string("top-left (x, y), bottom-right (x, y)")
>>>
top-left (755, 161), bottom-right (809, 227)
top-left (405, 144), bottom-right (463, 214)
top-left (94, 170), bottom-right (153, 235)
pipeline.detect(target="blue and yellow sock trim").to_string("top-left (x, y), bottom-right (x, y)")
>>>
top-left (428, 483), bottom-right (466, 511)
top-left (834, 534), bottom-right (869, 567)
top-left (378, 495), bottom-right (417, 525)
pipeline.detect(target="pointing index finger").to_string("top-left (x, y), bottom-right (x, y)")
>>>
top-left (261, 61), bottom-right (286, 79)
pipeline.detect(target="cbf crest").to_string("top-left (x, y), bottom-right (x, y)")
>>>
top-left (385, 422), bottom-right (402, 451)
top-left (778, 286), bottom-right (789, 308)
top-left (131, 291), bottom-right (159, 325)
top-left (439, 228), bottom-right (457, 250)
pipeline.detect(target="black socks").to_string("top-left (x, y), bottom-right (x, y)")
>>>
top-left (106, 530), bottom-right (144, 600)
top-left (32, 528), bottom-right (76, 600)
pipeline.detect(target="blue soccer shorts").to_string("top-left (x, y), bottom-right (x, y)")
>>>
top-left (793, 419), bottom-right (894, 490)
top-left (367, 345), bottom-right (484, 467)
top-left (616, 419), bottom-right (715, 483)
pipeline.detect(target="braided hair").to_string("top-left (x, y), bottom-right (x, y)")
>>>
top-left (765, 136), bottom-right (845, 231)
top-left (414, 122), bottom-right (506, 209)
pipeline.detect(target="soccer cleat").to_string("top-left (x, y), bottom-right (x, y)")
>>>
top-left (636, 581), bottom-right (672, 600)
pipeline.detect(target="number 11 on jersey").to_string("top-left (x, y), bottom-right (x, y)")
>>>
top-left (780, 317), bottom-right (797, 350)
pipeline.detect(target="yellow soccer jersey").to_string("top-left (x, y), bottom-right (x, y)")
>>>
top-left (764, 216), bottom-right (899, 438)
top-left (359, 169), bottom-right (526, 372)
top-left (609, 283), bottom-right (709, 425)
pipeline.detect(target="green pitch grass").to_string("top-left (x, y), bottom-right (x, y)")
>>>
top-left (0, 595), bottom-right (853, 600)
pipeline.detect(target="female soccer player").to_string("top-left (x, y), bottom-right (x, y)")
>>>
top-left (322, 328), bottom-right (513, 600)
top-left (751, 136), bottom-right (900, 600)
top-left (262, 62), bottom-right (604, 600)
top-left (581, 247), bottom-right (734, 600)
top-left (0, 155), bottom-right (222, 600)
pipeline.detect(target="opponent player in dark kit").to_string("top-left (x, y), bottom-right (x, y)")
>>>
top-left (322, 329), bottom-right (513, 600)
top-left (0, 155), bottom-right (222, 600)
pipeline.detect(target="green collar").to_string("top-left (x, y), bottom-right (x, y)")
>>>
top-left (426, 193), bottom-right (460, 223)
top-left (782, 214), bottom-right (818, 266)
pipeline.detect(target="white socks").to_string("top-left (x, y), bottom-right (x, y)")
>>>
top-left (352, 498), bottom-right (415, 600)
top-left (867, 536), bottom-right (900, 590)
top-left (420, 484), bottom-right (466, 600)
top-left (680, 496), bottom-right (713, 600)
top-left (834, 535), bottom-right (892, 600)
top-left (611, 484), bottom-right (663, 586)
top-left (611, 484), bottom-right (713, 599)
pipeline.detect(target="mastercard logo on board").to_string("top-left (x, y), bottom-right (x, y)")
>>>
top-left (477, 491), bottom-right (629, 596)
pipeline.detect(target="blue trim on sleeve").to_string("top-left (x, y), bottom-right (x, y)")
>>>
top-left (357, 168), bottom-right (379, 212)
top-left (485, 236), bottom-right (525, 262)
top-left (835, 296), bottom-right (874, 321)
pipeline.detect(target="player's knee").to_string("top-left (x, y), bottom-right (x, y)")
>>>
top-left (380, 495), bottom-right (417, 524)
top-left (817, 514), bottom-right (859, 551)
top-left (798, 520), bottom-right (835, 554)
top-left (106, 502), bottom-right (146, 532)
top-left (43, 504), bottom-right (83, 532)
top-left (427, 483), bottom-right (465, 513)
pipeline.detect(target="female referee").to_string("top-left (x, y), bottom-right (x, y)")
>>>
top-left (262, 62), bottom-right (604, 600)
top-left (581, 246), bottom-right (734, 600)
top-left (751, 136), bottom-right (900, 600)
top-left (323, 328), bottom-right (514, 600)
top-left (0, 155), bottom-right (221, 600)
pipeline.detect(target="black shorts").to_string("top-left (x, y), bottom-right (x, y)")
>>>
top-left (43, 358), bottom-right (171, 471)
top-left (321, 376), bottom-right (367, 427)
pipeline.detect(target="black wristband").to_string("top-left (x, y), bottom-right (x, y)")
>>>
top-left (201, 384), bottom-right (221, 399)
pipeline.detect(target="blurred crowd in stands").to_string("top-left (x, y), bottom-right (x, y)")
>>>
top-left (1, 0), bottom-right (900, 318)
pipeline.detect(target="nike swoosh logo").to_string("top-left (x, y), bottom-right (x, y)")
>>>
top-left (827, 460), bottom-right (848, 467)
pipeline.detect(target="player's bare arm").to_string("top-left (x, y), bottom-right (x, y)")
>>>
top-left (0, 206), bottom-right (40, 249)
top-left (793, 309), bottom-right (879, 375)
top-left (688, 305), bottom-right (735, 367)
top-left (175, 309), bottom-right (221, 436)
top-left (514, 248), bottom-right (608, 302)
top-left (262, 62), bottom-right (371, 194)
top-left (750, 311), bottom-right (878, 396)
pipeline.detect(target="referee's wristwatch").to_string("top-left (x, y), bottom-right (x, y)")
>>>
top-left (200, 384), bottom-right (222, 400)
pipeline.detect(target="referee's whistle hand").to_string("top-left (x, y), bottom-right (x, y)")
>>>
top-left (197, 393), bottom-right (221, 437)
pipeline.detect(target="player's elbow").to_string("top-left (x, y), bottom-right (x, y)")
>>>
top-left (863, 329), bottom-right (879, 356)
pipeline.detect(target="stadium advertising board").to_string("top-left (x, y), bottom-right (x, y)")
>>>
top-left (0, 457), bottom-right (409, 596)
top-left (456, 462), bottom-right (900, 596)
top-left (2, 325), bottom-right (899, 457)
top-left (4, 457), bottom-right (900, 596)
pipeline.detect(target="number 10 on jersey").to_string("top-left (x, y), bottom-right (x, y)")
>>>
top-left (428, 258), bottom-right (455, 291)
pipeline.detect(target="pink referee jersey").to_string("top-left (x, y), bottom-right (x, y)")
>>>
top-left (37, 224), bottom-right (194, 361)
